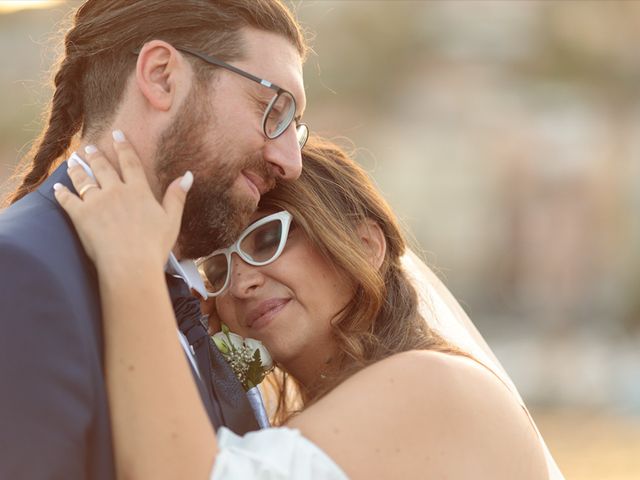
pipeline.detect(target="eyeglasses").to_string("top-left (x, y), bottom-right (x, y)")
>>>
top-left (173, 46), bottom-right (308, 149)
top-left (196, 210), bottom-right (294, 297)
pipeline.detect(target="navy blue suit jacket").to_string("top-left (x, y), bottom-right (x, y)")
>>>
top-left (0, 161), bottom-right (259, 479)
top-left (0, 164), bottom-right (116, 479)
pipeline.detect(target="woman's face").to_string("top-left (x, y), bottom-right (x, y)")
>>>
top-left (213, 211), bottom-right (354, 368)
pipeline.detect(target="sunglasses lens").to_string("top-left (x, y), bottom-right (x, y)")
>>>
top-left (240, 219), bottom-right (283, 263)
top-left (200, 253), bottom-right (229, 294)
top-left (265, 91), bottom-right (295, 138)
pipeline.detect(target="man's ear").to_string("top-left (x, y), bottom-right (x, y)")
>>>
top-left (134, 40), bottom-right (187, 112)
top-left (356, 219), bottom-right (387, 271)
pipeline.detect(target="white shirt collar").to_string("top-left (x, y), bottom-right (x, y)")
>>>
top-left (165, 254), bottom-right (208, 299)
top-left (67, 152), bottom-right (208, 299)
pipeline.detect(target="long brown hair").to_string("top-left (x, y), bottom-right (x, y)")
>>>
top-left (258, 136), bottom-right (468, 424)
top-left (7, 0), bottom-right (307, 205)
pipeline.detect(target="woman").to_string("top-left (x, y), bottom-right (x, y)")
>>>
top-left (54, 134), bottom-right (551, 479)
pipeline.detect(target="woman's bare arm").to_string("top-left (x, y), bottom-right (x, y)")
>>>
top-left (99, 263), bottom-right (217, 479)
top-left (55, 137), bottom-right (216, 480)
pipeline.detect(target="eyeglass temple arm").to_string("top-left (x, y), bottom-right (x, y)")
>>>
top-left (174, 46), bottom-right (281, 93)
top-left (132, 46), bottom-right (284, 94)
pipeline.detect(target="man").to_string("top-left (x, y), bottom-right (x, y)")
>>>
top-left (0, 1), bottom-right (307, 478)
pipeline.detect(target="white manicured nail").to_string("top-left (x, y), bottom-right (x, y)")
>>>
top-left (112, 130), bottom-right (126, 143)
top-left (179, 171), bottom-right (194, 192)
top-left (84, 144), bottom-right (98, 155)
top-left (67, 156), bottom-right (79, 168)
top-left (53, 183), bottom-right (63, 192)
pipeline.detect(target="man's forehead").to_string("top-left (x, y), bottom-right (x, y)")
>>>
top-left (235, 28), bottom-right (306, 113)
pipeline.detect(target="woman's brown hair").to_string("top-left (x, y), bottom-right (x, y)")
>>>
top-left (258, 136), bottom-right (468, 424)
top-left (7, 0), bottom-right (307, 205)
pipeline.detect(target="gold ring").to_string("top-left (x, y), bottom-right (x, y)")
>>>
top-left (78, 183), bottom-right (99, 199)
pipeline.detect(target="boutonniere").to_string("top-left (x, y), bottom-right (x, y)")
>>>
top-left (212, 324), bottom-right (274, 391)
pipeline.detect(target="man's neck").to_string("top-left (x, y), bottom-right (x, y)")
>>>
top-left (78, 124), bottom-right (163, 201)
top-left (77, 137), bottom-right (120, 172)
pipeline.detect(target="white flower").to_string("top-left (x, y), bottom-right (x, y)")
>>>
top-left (212, 332), bottom-right (230, 354)
top-left (244, 338), bottom-right (273, 369)
top-left (227, 332), bottom-right (245, 351)
top-left (212, 331), bottom-right (245, 353)
top-left (212, 324), bottom-right (275, 391)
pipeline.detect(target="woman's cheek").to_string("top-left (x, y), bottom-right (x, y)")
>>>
top-left (214, 297), bottom-right (244, 335)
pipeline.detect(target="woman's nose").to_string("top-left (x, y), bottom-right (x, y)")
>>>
top-left (226, 253), bottom-right (265, 298)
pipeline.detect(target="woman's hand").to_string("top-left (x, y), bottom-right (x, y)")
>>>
top-left (53, 130), bottom-right (192, 270)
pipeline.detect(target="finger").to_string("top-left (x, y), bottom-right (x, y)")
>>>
top-left (112, 130), bottom-right (147, 185)
top-left (162, 171), bottom-right (193, 231)
top-left (82, 145), bottom-right (121, 187)
top-left (52, 183), bottom-right (83, 218)
top-left (67, 160), bottom-right (100, 199)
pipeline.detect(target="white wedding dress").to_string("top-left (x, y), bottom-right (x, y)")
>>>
top-left (208, 250), bottom-right (564, 480)
top-left (211, 426), bottom-right (348, 479)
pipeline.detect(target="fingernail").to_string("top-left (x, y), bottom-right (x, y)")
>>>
top-left (67, 157), bottom-right (79, 168)
top-left (179, 171), bottom-right (194, 192)
top-left (112, 130), bottom-right (126, 143)
top-left (84, 144), bottom-right (98, 155)
top-left (53, 183), bottom-right (63, 192)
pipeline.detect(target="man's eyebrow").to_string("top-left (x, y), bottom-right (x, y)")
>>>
top-left (248, 88), bottom-right (271, 103)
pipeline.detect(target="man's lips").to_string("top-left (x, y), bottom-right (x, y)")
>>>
top-left (246, 298), bottom-right (291, 329)
top-left (241, 173), bottom-right (260, 202)
top-left (242, 171), bottom-right (271, 197)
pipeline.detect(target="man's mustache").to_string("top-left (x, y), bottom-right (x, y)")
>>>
top-left (241, 153), bottom-right (276, 194)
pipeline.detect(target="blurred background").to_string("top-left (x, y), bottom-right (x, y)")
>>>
top-left (1, 0), bottom-right (639, 477)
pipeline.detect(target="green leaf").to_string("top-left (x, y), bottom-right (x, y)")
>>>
top-left (245, 358), bottom-right (263, 386)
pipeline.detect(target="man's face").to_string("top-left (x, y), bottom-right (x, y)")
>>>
top-left (155, 28), bottom-right (306, 259)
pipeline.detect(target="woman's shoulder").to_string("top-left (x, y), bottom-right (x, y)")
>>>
top-left (358, 348), bottom-right (489, 382)
top-left (353, 350), bottom-right (537, 438)
top-left (359, 349), bottom-right (509, 398)
top-left (290, 350), bottom-right (548, 479)
top-left (314, 349), bottom-right (501, 399)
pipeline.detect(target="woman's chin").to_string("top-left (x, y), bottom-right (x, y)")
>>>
top-left (261, 342), bottom-right (289, 368)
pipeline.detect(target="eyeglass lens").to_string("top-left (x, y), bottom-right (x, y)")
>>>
top-left (296, 124), bottom-right (308, 149)
top-left (264, 92), bottom-right (308, 149)
top-left (265, 92), bottom-right (295, 139)
top-left (240, 221), bottom-right (283, 262)
top-left (200, 218), bottom-right (285, 294)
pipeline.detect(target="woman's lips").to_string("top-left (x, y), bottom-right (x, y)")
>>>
top-left (246, 298), bottom-right (291, 330)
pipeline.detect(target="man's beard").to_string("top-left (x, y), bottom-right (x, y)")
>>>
top-left (154, 83), bottom-right (272, 259)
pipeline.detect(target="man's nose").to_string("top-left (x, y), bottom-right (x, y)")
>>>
top-left (262, 125), bottom-right (303, 181)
